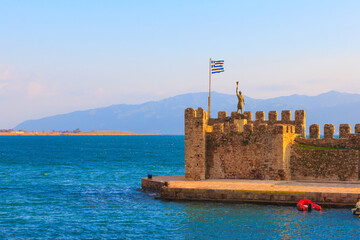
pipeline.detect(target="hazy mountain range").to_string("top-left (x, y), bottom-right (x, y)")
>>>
top-left (15, 91), bottom-right (360, 135)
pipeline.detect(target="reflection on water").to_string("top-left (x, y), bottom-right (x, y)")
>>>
top-left (179, 201), bottom-right (360, 239)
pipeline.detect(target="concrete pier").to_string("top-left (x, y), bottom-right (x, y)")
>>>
top-left (142, 175), bottom-right (360, 208)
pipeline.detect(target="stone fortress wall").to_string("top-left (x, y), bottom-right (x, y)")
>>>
top-left (291, 123), bottom-right (360, 181)
top-left (185, 107), bottom-right (360, 182)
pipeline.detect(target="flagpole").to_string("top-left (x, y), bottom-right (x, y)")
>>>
top-left (208, 58), bottom-right (211, 118)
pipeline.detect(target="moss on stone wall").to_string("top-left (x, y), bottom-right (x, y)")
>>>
top-left (290, 145), bottom-right (359, 181)
top-left (296, 142), bottom-right (351, 151)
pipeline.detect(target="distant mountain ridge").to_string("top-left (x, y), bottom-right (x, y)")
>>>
top-left (15, 91), bottom-right (360, 134)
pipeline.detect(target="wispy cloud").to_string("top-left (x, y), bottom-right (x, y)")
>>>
top-left (0, 65), bottom-right (12, 81)
top-left (0, 82), bottom-right (8, 90)
top-left (27, 81), bottom-right (45, 97)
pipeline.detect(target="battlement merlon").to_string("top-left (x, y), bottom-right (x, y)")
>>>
top-left (297, 123), bottom-right (360, 150)
top-left (295, 110), bottom-right (306, 138)
top-left (309, 124), bottom-right (320, 139)
top-left (339, 124), bottom-right (351, 138)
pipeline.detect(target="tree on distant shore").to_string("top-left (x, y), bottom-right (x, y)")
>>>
top-left (0, 129), bottom-right (14, 132)
top-left (73, 128), bottom-right (82, 133)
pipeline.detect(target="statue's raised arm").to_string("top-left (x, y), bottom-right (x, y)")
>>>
top-left (236, 81), bottom-right (239, 97)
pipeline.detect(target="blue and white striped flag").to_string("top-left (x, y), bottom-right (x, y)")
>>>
top-left (211, 60), bottom-right (224, 74)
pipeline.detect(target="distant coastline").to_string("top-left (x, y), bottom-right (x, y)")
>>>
top-left (0, 130), bottom-right (150, 136)
top-left (13, 91), bottom-right (360, 135)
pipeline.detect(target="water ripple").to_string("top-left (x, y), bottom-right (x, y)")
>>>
top-left (0, 136), bottom-right (359, 239)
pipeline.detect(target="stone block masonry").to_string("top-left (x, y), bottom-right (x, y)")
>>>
top-left (206, 124), bottom-right (295, 180)
top-left (324, 124), bottom-right (335, 138)
top-left (185, 108), bottom-right (207, 180)
top-left (356, 124), bottom-right (360, 134)
top-left (142, 176), bottom-right (360, 208)
top-left (339, 124), bottom-right (351, 138)
top-left (185, 107), bottom-right (360, 182)
top-left (309, 124), bottom-right (320, 139)
top-left (185, 108), bottom-right (302, 181)
top-left (291, 147), bottom-right (359, 181)
top-left (292, 122), bottom-right (360, 181)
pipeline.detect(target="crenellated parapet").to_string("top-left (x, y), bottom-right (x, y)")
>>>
top-left (185, 107), bottom-right (208, 123)
top-left (210, 122), bottom-right (291, 135)
top-left (205, 110), bottom-right (301, 136)
top-left (245, 110), bottom-right (295, 124)
top-left (299, 123), bottom-right (360, 150)
top-left (308, 123), bottom-right (360, 139)
top-left (207, 110), bottom-right (306, 137)
top-left (240, 123), bottom-right (295, 135)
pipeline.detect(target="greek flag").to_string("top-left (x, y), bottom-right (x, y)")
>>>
top-left (211, 60), bottom-right (224, 74)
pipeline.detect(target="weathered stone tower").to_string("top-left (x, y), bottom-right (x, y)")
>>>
top-left (185, 108), bottom-right (306, 181)
top-left (185, 108), bottom-right (208, 180)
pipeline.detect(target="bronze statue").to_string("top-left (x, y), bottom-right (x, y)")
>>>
top-left (236, 81), bottom-right (245, 114)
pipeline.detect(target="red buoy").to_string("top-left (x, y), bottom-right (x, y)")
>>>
top-left (297, 199), bottom-right (322, 211)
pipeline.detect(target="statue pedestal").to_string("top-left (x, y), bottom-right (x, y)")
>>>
top-left (234, 119), bottom-right (247, 133)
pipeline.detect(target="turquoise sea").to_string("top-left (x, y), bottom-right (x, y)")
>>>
top-left (0, 136), bottom-right (360, 239)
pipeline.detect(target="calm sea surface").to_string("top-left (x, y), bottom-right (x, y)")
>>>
top-left (0, 136), bottom-right (359, 239)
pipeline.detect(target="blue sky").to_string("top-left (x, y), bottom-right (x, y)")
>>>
top-left (1, 0), bottom-right (360, 128)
